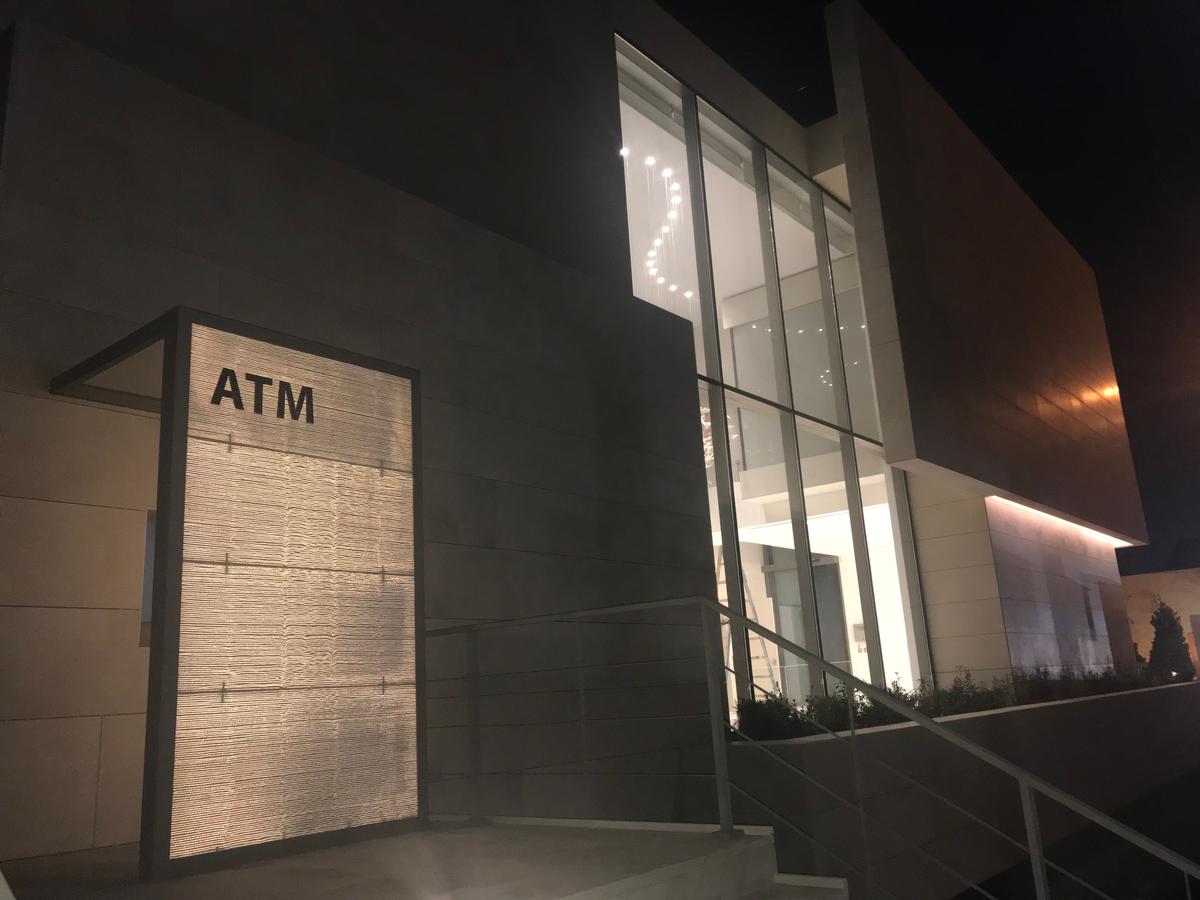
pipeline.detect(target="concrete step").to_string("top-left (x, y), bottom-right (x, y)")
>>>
top-left (748, 874), bottom-right (850, 899)
top-left (558, 827), bottom-right (778, 900)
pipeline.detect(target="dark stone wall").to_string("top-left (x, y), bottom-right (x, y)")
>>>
top-left (0, 23), bottom-right (716, 860)
top-left (0, 1), bottom-right (630, 288)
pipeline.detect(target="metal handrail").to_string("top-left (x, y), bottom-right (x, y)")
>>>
top-left (717, 599), bottom-right (1200, 883)
top-left (425, 594), bottom-right (1200, 897)
top-left (735, 673), bottom-right (1121, 899)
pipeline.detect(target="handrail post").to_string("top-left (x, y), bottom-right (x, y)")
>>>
top-left (466, 630), bottom-right (482, 820)
top-left (701, 602), bottom-right (735, 833)
top-left (1020, 780), bottom-right (1050, 900)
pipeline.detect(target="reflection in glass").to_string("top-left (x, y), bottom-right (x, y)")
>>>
top-left (723, 391), bottom-right (793, 696)
top-left (699, 381), bottom-right (728, 610)
top-left (722, 390), bottom-right (878, 696)
top-left (825, 199), bottom-right (881, 440)
top-left (700, 381), bottom-right (748, 714)
top-left (795, 419), bottom-right (872, 684)
top-left (768, 153), bottom-right (842, 427)
top-left (614, 35), bottom-right (919, 699)
top-left (698, 101), bottom-right (785, 404)
top-left (855, 442), bottom-right (917, 688)
top-left (616, 38), bottom-right (704, 372)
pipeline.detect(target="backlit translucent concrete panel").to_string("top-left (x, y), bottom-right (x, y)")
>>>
top-left (170, 325), bottom-right (417, 859)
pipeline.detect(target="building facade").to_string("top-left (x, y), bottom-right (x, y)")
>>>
top-left (0, 0), bottom-right (1145, 871)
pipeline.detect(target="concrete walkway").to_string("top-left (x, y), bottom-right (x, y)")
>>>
top-left (4, 821), bottom-right (790, 900)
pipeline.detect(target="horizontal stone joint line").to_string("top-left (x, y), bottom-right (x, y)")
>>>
top-left (424, 655), bottom-right (706, 681)
top-left (420, 462), bottom-right (710, 525)
top-left (427, 680), bottom-right (707, 701)
top-left (423, 538), bottom-right (714, 572)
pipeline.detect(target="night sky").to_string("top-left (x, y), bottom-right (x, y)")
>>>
top-left (663, 0), bottom-right (1200, 575)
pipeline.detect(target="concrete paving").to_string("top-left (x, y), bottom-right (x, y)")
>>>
top-left (3, 822), bottom-right (782, 900)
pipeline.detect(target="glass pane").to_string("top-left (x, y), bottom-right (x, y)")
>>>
top-left (724, 391), bottom-right (810, 697)
top-left (616, 38), bottom-right (705, 373)
top-left (699, 380), bottom-right (728, 605)
top-left (855, 442), bottom-right (918, 689)
top-left (825, 198), bottom-right (882, 439)
top-left (700, 380), bottom-right (742, 715)
top-left (768, 154), bottom-right (842, 428)
top-left (699, 100), bottom-right (784, 404)
top-left (795, 419), bottom-right (872, 684)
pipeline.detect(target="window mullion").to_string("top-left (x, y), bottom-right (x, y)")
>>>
top-left (684, 87), bottom-right (751, 701)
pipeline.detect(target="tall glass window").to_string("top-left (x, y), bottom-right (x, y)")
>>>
top-left (613, 37), bottom-right (925, 691)
top-left (615, 38), bottom-right (704, 372)
top-left (698, 101), bottom-right (784, 404)
top-left (856, 442), bottom-right (917, 687)
top-left (795, 421), bottom-right (872, 684)
top-left (723, 391), bottom-right (802, 695)
top-left (768, 154), bottom-right (843, 428)
top-left (825, 199), bottom-right (881, 440)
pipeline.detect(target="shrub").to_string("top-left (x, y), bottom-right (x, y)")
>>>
top-left (735, 692), bottom-right (805, 740)
top-left (1011, 665), bottom-right (1155, 704)
top-left (1147, 601), bottom-right (1196, 683)
top-left (910, 672), bottom-right (1012, 717)
top-left (732, 664), bottom-right (1167, 741)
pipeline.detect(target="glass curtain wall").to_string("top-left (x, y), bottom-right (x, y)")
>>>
top-left (616, 40), bottom-right (705, 372)
top-left (616, 37), bottom-right (925, 698)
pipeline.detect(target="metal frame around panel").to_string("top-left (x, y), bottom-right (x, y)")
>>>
top-left (52, 306), bottom-right (428, 879)
top-left (48, 313), bottom-right (170, 413)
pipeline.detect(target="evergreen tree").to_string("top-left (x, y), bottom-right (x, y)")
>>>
top-left (1147, 601), bottom-right (1195, 683)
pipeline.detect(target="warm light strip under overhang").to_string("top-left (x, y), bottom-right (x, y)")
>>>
top-left (986, 495), bottom-right (1133, 548)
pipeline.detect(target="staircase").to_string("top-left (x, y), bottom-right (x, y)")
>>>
top-left (427, 597), bottom-right (1200, 900)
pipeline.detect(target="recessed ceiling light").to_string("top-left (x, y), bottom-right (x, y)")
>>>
top-left (648, 267), bottom-right (657, 275)
top-left (683, 291), bottom-right (693, 298)
top-left (662, 167), bottom-right (673, 178)
top-left (653, 238), bottom-right (662, 247)
top-left (648, 249), bottom-right (656, 258)
top-left (661, 225), bottom-right (671, 233)
top-left (656, 276), bottom-right (665, 284)
top-left (670, 182), bottom-right (681, 191)
top-left (668, 284), bottom-right (677, 291)
top-left (667, 211), bottom-right (678, 220)
top-left (619, 147), bottom-right (630, 158)
top-left (644, 155), bottom-right (656, 166)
